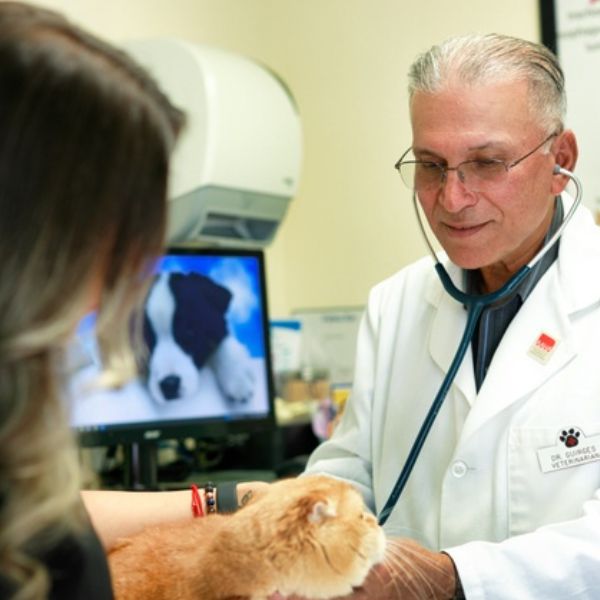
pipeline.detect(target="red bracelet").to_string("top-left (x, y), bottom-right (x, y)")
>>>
top-left (191, 483), bottom-right (204, 518)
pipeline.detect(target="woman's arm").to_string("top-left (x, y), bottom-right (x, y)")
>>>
top-left (81, 481), bottom-right (269, 551)
top-left (81, 489), bottom-right (191, 551)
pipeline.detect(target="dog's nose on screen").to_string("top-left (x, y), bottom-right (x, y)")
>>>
top-left (159, 375), bottom-right (181, 401)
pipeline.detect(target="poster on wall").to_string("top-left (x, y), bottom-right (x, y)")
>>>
top-left (541, 0), bottom-right (600, 219)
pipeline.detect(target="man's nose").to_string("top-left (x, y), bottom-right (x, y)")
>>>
top-left (438, 167), bottom-right (476, 212)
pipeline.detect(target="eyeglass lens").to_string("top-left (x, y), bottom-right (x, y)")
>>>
top-left (396, 133), bottom-right (556, 193)
top-left (398, 160), bottom-right (508, 193)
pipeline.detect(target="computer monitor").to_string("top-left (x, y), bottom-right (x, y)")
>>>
top-left (68, 247), bottom-right (276, 487)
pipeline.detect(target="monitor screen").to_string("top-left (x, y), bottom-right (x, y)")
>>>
top-left (68, 247), bottom-right (275, 447)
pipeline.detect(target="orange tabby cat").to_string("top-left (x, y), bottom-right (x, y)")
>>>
top-left (108, 475), bottom-right (386, 600)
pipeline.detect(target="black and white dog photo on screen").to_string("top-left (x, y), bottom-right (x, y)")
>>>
top-left (142, 272), bottom-right (255, 405)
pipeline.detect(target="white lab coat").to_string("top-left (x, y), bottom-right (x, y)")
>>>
top-left (305, 197), bottom-right (600, 598)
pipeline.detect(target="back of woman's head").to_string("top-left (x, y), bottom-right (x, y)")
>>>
top-left (0, 3), bottom-right (184, 597)
top-left (0, 1), bottom-right (184, 367)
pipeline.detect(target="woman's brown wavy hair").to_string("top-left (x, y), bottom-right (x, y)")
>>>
top-left (0, 3), bottom-right (184, 597)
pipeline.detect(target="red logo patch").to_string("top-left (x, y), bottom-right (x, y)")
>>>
top-left (536, 333), bottom-right (556, 351)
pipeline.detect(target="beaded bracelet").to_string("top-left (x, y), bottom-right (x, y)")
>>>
top-left (190, 482), bottom-right (218, 517)
top-left (204, 482), bottom-right (217, 514)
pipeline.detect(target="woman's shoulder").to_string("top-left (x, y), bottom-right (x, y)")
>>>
top-left (45, 525), bottom-right (113, 600)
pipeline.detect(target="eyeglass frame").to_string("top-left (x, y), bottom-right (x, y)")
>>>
top-left (394, 132), bottom-right (558, 192)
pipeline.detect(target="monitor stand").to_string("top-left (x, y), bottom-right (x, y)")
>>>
top-left (123, 442), bottom-right (159, 490)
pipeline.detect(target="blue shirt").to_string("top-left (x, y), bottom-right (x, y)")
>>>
top-left (466, 197), bottom-right (563, 391)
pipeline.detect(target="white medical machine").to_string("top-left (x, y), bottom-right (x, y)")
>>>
top-left (123, 38), bottom-right (302, 248)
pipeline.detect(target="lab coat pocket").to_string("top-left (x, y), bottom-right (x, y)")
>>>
top-left (508, 425), bottom-right (600, 537)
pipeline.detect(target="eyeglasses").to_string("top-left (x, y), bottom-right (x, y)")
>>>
top-left (395, 132), bottom-right (557, 193)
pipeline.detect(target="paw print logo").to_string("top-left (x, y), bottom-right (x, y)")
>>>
top-left (560, 428), bottom-right (581, 448)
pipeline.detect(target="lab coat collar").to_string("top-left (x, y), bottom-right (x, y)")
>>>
top-left (426, 259), bottom-right (477, 405)
top-left (425, 195), bottom-right (600, 427)
top-left (554, 194), bottom-right (600, 314)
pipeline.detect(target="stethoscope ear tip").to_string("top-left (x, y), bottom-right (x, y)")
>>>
top-left (553, 164), bottom-right (562, 174)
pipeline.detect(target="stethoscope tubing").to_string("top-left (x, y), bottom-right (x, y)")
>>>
top-left (378, 166), bottom-right (582, 526)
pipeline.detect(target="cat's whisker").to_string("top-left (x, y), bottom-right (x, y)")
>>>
top-left (383, 544), bottom-right (452, 599)
top-left (372, 562), bottom-right (405, 597)
top-left (383, 551), bottom-right (431, 599)
top-left (382, 553), bottom-right (410, 576)
top-left (370, 567), bottom-right (386, 586)
top-left (392, 543), bottom-right (452, 578)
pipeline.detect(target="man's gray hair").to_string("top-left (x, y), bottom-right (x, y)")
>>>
top-left (408, 33), bottom-right (566, 134)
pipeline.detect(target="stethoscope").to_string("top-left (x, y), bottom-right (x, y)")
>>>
top-left (377, 165), bottom-right (583, 526)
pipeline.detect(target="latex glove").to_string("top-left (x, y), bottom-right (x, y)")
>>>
top-left (270, 537), bottom-right (456, 600)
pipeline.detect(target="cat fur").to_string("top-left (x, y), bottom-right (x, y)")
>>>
top-left (108, 475), bottom-right (386, 600)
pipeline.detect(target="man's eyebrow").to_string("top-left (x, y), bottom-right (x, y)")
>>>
top-left (412, 146), bottom-right (443, 159)
top-left (467, 140), bottom-right (510, 152)
top-left (412, 140), bottom-right (510, 158)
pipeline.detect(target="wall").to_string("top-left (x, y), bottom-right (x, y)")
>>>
top-left (38, 0), bottom-right (541, 316)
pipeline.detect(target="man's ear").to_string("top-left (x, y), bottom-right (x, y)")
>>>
top-left (551, 129), bottom-right (578, 195)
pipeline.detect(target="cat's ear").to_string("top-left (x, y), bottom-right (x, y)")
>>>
top-left (308, 500), bottom-right (337, 524)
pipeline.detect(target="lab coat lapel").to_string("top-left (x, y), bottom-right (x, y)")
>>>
top-left (427, 261), bottom-right (478, 405)
top-left (460, 200), bottom-right (600, 440)
top-left (459, 271), bottom-right (574, 440)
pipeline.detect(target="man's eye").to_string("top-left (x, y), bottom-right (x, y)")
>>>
top-left (419, 162), bottom-right (441, 171)
top-left (471, 159), bottom-right (503, 171)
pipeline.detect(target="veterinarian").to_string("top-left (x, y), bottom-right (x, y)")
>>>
top-left (302, 34), bottom-right (600, 599)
